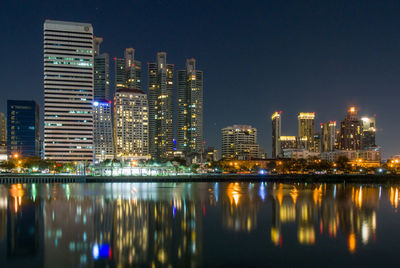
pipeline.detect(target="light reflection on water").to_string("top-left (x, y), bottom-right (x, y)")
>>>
top-left (0, 181), bottom-right (399, 267)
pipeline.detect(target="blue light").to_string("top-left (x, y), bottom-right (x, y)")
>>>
top-left (93, 101), bottom-right (99, 107)
top-left (92, 243), bottom-right (111, 260)
top-left (259, 169), bottom-right (266, 175)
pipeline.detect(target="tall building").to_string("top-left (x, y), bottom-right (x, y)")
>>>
top-left (7, 100), bottom-right (39, 158)
top-left (93, 100), bottom-right (114, 162)
top-left (0, 113), bottom-right (6, 156)
top-left (114, 48), bottom-right (142, 91)
top-left (361, 116), bottom-right (376, 149)
top-left (221, 125), bottom-right (260, 160)
top-left (271, 112), bottom-right (282, 158)
top-left (43, 20), bottom-right (94, 162)
top-left (148, 52), bottom-right (174, 159)
top-left (279, 136), bottom-right (297, 151)
top-left (93, 37), bottom-right (110, 100)
top-left (321, 121), bottom-right (336, 152)
top-left (177, 58), bottom-right (203, 156)
top-left (298, 113), bottom-right (315, 150)
top-left (339, 107), bottom-right (362, 151)
top-left (114, 89), bottom-right (149, 160)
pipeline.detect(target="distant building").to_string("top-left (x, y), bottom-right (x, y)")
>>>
top-left (114, 89), bottom-right (149, 160)
top-left (298, 112), bottom-right (315, 150)
top-left (7, 100), bottom-right (39, 158)
top-left (93, 100), bottom-right (114, 162)
top-left (222, 125), bottom-right (260, 160)
top-left (279, 136), bottom-right (297, 153)
top-left (44, 20), bottom-right (94, 162)
top-left (321, 148), bottom-right (381, 166)
top-left (0, 113), bottom-right (6, 158)
top-left (271, 112), bottom-right (282, 158)
top-left (339, 107), bottom-right (362, 150)
top-left (282, 149), bottom-right (320, 159)
top-left (177, 58), bottom-right (203, 156)
top-left (115, 48), bottom-right (142, 91)
top-left (321, 121), bottom-right (336, 152)
top-left (313, 133), bottom-right (321, 153)
top-left (361, 116), bottom-right (376, 149)
top-left (93, 37), bottom-right (110, 100)
top-left (148, 52), bottom-right (174, 159)
top-left (204, 147), bottom-right (218, 162)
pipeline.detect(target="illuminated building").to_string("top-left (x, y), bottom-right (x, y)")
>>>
top-left (221, 125), bottom-right (260, 160)
top-left (0, 112), bottom-right (6, 157)
top-left (43, 20), bottom-right (94, 162)
top-left (279, 136), bottom-right (297, 152)
top-left (282, 149), bottom-right (319, 159)
top-left (204, 147), bottom-right (218, 162)
top-left (115, 48), bottom-right (142, 91)
top-left (148, 52), bottom-right (174, 159)
top-left (177, 58), bottom-right (203, 157)
top-left (361, 116), bottom-right (376, 149)
top-left (114, 89), bottom-right (149, 160)
top-left (297, 112), bottom-right (315, 150)
top-left (321, 121), bottom-right (336, 152)
top-left (271, 111), bottom-right (282, 158)
top-left (7, 100), bottom-right (40, 158)
top-left (93, 37), bottom-right (110, 99)
top-left (339, 107), bottom-right (362, 150)
top-left (93, 100), bottom-right (114, 162)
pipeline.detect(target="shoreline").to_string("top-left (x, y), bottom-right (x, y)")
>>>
top-left (1, 173), bottom-right (400, 184)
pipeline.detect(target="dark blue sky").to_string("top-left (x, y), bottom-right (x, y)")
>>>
top-left (1, 0), bottom-right (400, 158)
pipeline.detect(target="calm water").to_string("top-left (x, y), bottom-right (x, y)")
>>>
top-left (1, 181), bottom-right (400, 267)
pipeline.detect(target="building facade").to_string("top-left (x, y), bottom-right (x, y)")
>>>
top-left (321, 121), bottom-right (336, 152)
top-left (298, 113), bottom-right (315, 150)
top-left (177, 58), bottom-right (203, 156)
top-left (339, 107), bottom-right (362, 150)
top-left (43, 20), bottom-right (94, 162)
top-left (222, 125), bottom-right (260, 160)
top-left (279, 136), bottom-right (297, 152)
top-left (0, 113), bottom-right (6, 157)
top-left (93, 37), bottom-right (110, 100)
top-left (7, 100), bottom-right (39, 158)
top-left (93, 100), bottom-right (114, 162)
top-left (115, 48), bottom-right (142, 91)
top-left (148, 52), bottom-right (174, 159)
top-left (361, 116), bottom-right (376, 149)
top-left (114, 89), bottom-right (149, 160)
top-left (271, 112), bottom-right (282, 158)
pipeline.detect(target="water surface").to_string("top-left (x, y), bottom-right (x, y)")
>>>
top-left (1, 181), bottom-right (400, 267)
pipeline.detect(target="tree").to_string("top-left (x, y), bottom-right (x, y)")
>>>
top-left (336, 156), bottom-right (350, 171)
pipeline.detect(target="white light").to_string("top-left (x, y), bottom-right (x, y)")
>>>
top-left (92, 244), bottom-right (99, 260)
top-left (93, 101), bottom-right (99, 107)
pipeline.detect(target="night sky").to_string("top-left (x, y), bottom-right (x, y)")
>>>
top-left (1, 0), bottom-right (400, 158)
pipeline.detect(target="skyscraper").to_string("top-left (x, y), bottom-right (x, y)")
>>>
top-left (43, 20), bottom-right (94, 162)
top-left (114, 89), bottom-right (149, 160)
top-left (298, 113), bottom-right (315, 150)
top-left (93, 37), bottom-right (110, 100)
top-left (271, 111), bottom-right (282, 158)
top-left (7, 100), bottom-right (39, 158)
top-left (321, 121), bottom-right (336, 152)
top-left (0, 113), bottom-right (6, 157)
top-left (93, 100), bottom-right (114, 162)
top-left (339, 107), bottom-right (362, 150)
top-left (148, 52), bottom-right (174, 159)
top-left (361, 116), bottom-right (376, 149)
top-left (114, 48), bottom-right (142, 91)
top-left (222, 125), bottom-right (260, 160)
top-left (177, 58), bottom-right (203, 156)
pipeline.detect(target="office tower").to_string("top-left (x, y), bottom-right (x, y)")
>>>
top-left (0, 113), bottom-right (6, 156)
top-left (93, 37), bottom-right (110, 100)
top-left (93, 100), bottom-right (114, 162)
top-left (177, 58), bottom-right (203, 156)
top-left (313, 133), bottom-right (321, 153)
top-left (298, 113), bottom-right (315, 150)
top-left (148, 52), bottom-right (174, 159)
top-left (7, 100), bottom-right (39, 158)
top-left (221, 125), bottom-right (260, 160)
top-left (321, 121), bottom-right (336, 152)
top-left (271, 111), bottom-right (282, 158)
top-left (114, 48), bottom-right (142, 91)
top-left (279, 136), bottom-right (297, 151)
top-left (339, 107), bottom-right (362, 150)
top-left (361, 116), bottom-right (376, 149)
top-left (43, 20), bottom-right (94, 162)
top-left (114, 89), bottom-right (149, 160)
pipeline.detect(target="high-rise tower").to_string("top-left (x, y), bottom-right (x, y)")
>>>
top-left (361, 116), bottom-right (376, 149)
top-left (321, 121), bottom-right (336, 152)
top-left (148, 52), bottom-right (174, 159)
top-left (93, 37), bottom-right (110, 100)
top-left (43, 20), bottom-right (94, 162)
top-left (271, 111), bottom-right (282, 158)
top-left (298, 113), bottom-right (315, 150)
top-left (177, 58), bottom-right (203, 156)
top-left (114, 48), bottom-right (142, 91)
top-left (339, 107), bottom-right (362, 150)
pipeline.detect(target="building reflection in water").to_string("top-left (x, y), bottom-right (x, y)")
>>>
top-left (0, 181), bottom-right (397, 266)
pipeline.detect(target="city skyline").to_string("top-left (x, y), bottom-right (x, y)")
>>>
top-left (1, 1), bottom-right (400, 157)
